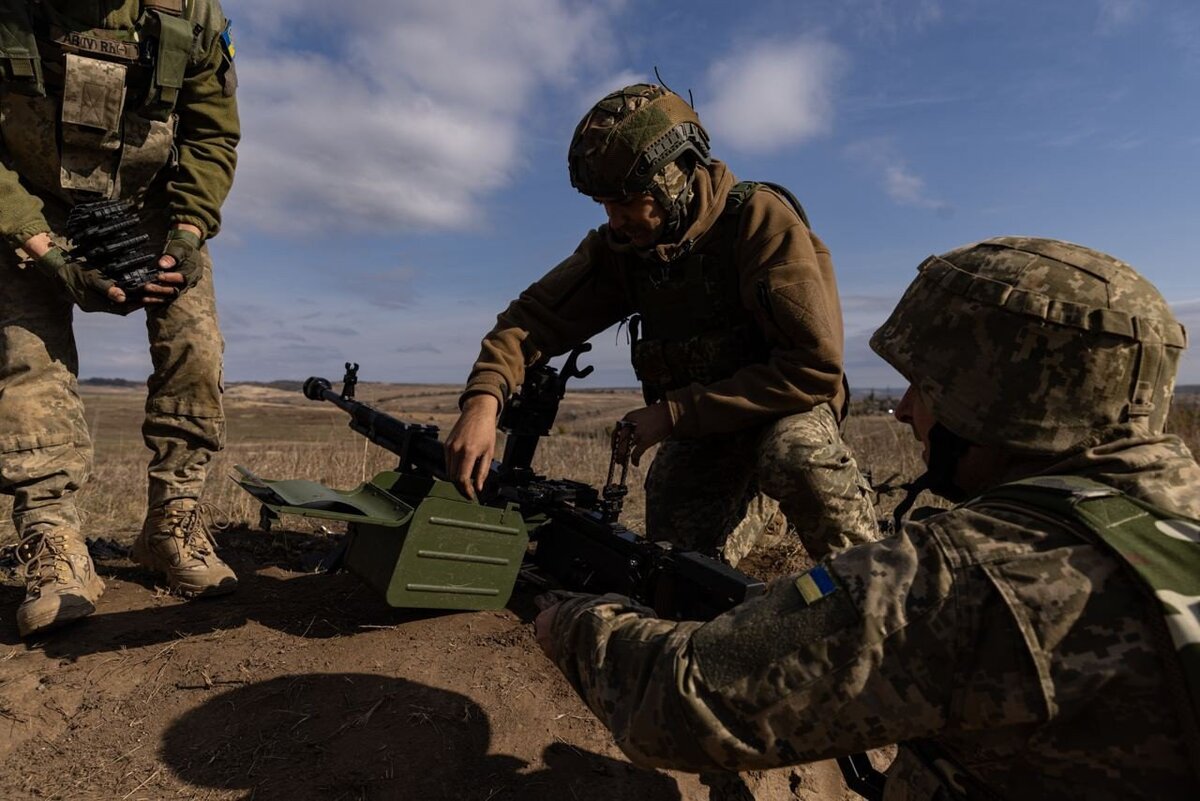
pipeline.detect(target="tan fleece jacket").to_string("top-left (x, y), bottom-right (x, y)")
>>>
top-left (463, 161), bottom-right (847, 438)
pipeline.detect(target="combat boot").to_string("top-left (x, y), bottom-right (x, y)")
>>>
top-left (15, 528), bottom-right (105, 638)
top-left (133, 499), bottom-right (237, 597)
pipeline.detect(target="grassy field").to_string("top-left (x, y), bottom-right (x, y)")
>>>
top-left (1, 385), bottom-right (1196, 549)
top-left (1167, 398), bottom-right (1200, 450)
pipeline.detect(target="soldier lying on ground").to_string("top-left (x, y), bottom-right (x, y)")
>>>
top-left (536, 237), bottom-right (1200, 800)
top-left (445, 83), bottom-right (877, 568)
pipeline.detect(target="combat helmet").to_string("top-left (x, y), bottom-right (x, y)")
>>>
top-left (871, 237), bottom-right (1187, 456)
top-left (568, 84), bottom-right (711, 232)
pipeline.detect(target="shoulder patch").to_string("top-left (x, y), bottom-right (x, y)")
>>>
top-left (219, 21), bottom-right (235, 60)
top-left (795, 565), bottom-right (837, 605)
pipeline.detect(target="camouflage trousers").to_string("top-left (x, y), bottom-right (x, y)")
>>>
top-left (645, 403), bottom-right (878, 566)
top-left (0, 234), bottom-right (225, 538)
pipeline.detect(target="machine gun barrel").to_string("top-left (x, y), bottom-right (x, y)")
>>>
top-left (302, 376), bottom-right (448, 480)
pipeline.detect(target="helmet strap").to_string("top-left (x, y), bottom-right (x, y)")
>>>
top-left (892, 423), bottom-right (972, 526)
top-left (652, 164), bottom-right (698, 242)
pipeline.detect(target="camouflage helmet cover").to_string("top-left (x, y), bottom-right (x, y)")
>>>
top-left (567, 83), bottom-right (711, 199)
top-left (871, 237), bottom-right (1188, 454)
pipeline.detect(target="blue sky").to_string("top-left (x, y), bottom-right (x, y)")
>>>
top-left (75, 0), bottom-right (1200, 391)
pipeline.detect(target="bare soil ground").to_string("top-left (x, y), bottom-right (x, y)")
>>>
top-left (12, 380), bottom-right (1179, 800)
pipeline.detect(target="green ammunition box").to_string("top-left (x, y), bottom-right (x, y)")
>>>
top-left (235, 468), bottom-right (528, 610)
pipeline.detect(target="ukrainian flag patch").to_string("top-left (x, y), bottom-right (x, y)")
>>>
top-left (794, 565), bottom-right (837, 605)
top-left (220, 22), bottom-right (235, 60)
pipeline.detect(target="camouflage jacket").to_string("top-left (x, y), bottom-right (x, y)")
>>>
top-left (0, 0), bottom-right (239, 247)
top-left (548, 433), bottom-right (1200, 799)
top-left (462, 160), bottom-right (848, 438)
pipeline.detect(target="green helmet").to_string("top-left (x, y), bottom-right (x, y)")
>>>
top-left (567, 83), bottom-right (711, 209)
top-left (871, 237), bottom-right (1188, 455)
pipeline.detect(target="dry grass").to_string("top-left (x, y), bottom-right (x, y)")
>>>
top-left (2, 385), bottom-right (1197, 549)
top-left (1167, 399), bottom-right (1200, 451)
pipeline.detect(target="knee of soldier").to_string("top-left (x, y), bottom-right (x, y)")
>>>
top-left (756, 411), bottom-right (853, 490)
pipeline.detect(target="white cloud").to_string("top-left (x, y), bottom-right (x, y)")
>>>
top-left (226, 0), bottom-right (623, 235)
top-left (840, 0), bottom-right (945, 39)
top-left (573, 70), bottom-right (650, 115)
top-left (1096, 0), bottom-right (1146, 33)
top-left (1166, 7), bottom-right (1200, 69)
top-left (702, 39), bottom-right (845, 154)
top-left (845, 138), bottom-right (950, 213)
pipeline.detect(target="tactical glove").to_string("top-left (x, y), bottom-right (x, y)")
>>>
top-left (34, 247), bottom-right (128, 315)
top-left (162, 228), bottom-right (203, 291)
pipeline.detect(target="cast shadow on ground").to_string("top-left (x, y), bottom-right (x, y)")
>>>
top-left (0, 527), bottom-right (456, 657)
top-left (161, 672), bottom-right (682, 801)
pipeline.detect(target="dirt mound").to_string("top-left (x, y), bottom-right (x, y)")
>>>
top-left (0, 530), bottom-right (862, 801)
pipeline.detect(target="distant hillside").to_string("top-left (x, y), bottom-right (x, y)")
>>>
top-left (80, 377), bottom-right (140, 388)
top-left (227, 379), bottom-right (306, 393)
top-left (1178, 385), bottom-right (1199, 395)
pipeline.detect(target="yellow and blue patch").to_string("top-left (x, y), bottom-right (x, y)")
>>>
top-left (794, 565), bottom-right (837, 605)
top-left (220, 21), bottom-right (235, 60)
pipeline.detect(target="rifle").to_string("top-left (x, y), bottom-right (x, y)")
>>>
top-left (234, 345), bottom-right (766, 621)
top-left (65, 199), bottom-right (159, 291)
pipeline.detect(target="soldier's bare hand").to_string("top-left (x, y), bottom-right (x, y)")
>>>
top-left (444, 394), bottom-right (500, 499)
top-left (620, 403), bottom-right (674, 466)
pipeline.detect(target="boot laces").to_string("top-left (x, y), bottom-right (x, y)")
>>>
top-left (165, 502), bottom-right (230, 559)
top-left (17, 531), bottom-right (75, 590)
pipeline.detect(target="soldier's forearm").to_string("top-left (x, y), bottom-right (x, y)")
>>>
top-left (171, 222), bottom-right (203, 237)
top-left (0, 162), bottom-right (51, 250)
top-left (550, 596), bottom-right (727, 771)
top-left (169, 33), bottom-right (239, 238)
top-left (22, 232), bottom-right (54, 259)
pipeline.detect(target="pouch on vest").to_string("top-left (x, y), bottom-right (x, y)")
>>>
top-left (59, 54), bottom-right (126, 195)
top-left (970, 475), bottom-right (1200, 780)
top-left (139, 9), bottom-right (194, 121)
top-left (632, 327), bottom-right (766, 404)
top-left (626, 179), bottom-right (804, 403)
top-left (0, 1), bottom-right (44, 96)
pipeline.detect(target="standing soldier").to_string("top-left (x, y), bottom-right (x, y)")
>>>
top-left (1, 0), bottom-right (240, 637)
top-left (446, 83), bottom-right (878, 568)
top-left (536, 237), bottom-right (1199, 799)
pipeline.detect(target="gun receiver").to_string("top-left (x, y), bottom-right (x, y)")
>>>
top-left (235, 348), bottom-right (766, 620)
top-left (65, 199), bottom-right (159, 291)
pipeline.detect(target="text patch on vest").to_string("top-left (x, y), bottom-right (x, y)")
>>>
top-left (55, 30), bottom-right (140, 62)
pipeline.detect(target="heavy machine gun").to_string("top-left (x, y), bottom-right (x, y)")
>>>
top-left (233, 347), bottom-right (886, 800)
top-left (234, 345), bottom-right (766, 621)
